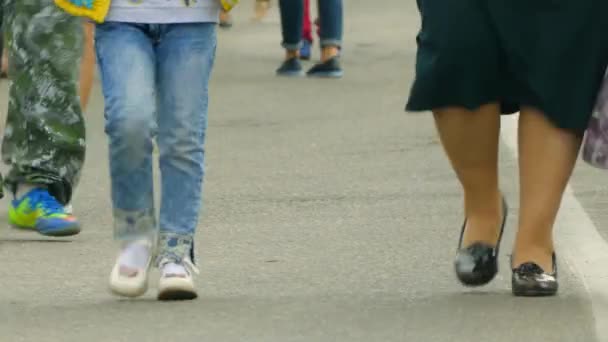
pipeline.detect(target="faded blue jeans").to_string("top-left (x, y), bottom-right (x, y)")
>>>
top-left (95, 22), bottom-right (216, 263)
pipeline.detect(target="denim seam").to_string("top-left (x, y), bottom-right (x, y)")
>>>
top-left (319, 39), bottom-right (341, 48)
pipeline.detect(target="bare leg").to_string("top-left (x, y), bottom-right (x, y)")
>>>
top-left (79, 22), bottom-right (95, 111)
top-left (433, 104), bottom-right (503, 247)
top-left (219, 10), bottom-right (233, 28)
top-left (1, 50), bottom-right (7, 75)
top-left (514, 107), bottom-right (581, 271)
top-left (254, 0), bottom-right (271, 21)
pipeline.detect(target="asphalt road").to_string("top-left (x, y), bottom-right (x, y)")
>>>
top-left (0, 1), bottom-right (606, 341)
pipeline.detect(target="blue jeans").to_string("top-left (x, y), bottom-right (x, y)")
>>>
top-left (95, 22), bottom-right (216, 263)
top-left (279, 0), bottom-right (343, 50)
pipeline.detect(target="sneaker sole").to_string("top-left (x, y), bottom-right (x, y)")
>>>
top-left (109, 276), bottom-right (149, 298)
top-left (157, 288), bottom-right (198, 301)
top-left (276, 70), bottom-right (304, 77)
top-left (40, 226), bottom-right (81, 237)
top-left (307, 71), bottom-right (344, 79)
top-left (109, 253), bottom-right (152, 298)
top-left (110, 284), bottom-right (149, 298)
top-left (11, 224), bottom-right (81, 237)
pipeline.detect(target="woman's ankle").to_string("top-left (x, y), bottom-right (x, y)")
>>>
top-left (461, 190), bottom-right (503, 246)
top-left (512, 240), bottom-right (555, 271)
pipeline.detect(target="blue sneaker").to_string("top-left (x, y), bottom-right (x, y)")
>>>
top-left (9, 188), bottom-right (81, 237)
top-left (299, 40), bottom-right (312, 61)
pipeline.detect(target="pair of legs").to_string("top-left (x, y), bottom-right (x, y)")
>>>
top-left (1, 0), bottom-right (85, 236)
top-left (95, 22), bottom-right (216, 299)
top-left (278, 0), bottom-right (341, 62)
top-left (435, 104), bottom-right (580, 272)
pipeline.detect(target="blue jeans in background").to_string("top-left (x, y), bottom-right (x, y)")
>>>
top-left (95, 22), bottom-right (216, 263)
top-left (279, 0), bottom-right (343, 50)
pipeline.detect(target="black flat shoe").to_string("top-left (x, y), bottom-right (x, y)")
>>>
top-left (512, 253), bottom-right (558, 297)
top-left (454, 197), bottom-right (508, 286)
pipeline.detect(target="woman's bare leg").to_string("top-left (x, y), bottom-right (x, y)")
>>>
top-left (514, 107), bottom-right (581, 271)
top-left (433, 103), bottom-right (503, 247)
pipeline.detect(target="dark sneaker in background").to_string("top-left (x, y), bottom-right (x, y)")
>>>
top-left (306, 57), bottom-right (343, 78)
top-left (276, 58), bottom-right (304, 77)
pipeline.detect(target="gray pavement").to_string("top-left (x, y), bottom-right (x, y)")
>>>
top-left (0, 1), bottom-right (605, 341)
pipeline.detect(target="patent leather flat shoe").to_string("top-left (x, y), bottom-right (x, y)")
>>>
top-left (454, 197), bottom-right (508, 286)
top-left (512, 253), bottom-right (558, 297)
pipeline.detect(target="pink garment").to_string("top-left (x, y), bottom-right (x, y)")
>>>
top-left (302, 0), bottom-right (320, 43)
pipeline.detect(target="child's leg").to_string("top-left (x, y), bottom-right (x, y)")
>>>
top-left (154, 23), bottom-right (217, 300)
top-left (79, 21), bottom-right (95, 111)
top-left (96, 22), bottom-right (157, 297)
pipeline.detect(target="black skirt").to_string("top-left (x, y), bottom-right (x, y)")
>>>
top-left (406, 0), bottom-right (608, 134)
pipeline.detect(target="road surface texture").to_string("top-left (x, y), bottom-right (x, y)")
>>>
top-left (1, 1), bottom-right (607, 341)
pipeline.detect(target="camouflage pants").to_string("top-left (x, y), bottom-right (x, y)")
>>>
top-left (0, 0), bottom-right (85, 204)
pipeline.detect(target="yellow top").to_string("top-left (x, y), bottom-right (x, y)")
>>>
top-left (54, 0), bottom-right (111, 23)
top-left (54, 0), bottom-right (239, 23)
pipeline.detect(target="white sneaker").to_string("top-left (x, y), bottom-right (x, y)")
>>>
top-left (157, 258), bottom-right (199, 301)
top-left (109, 240), bottom-right (152, 298)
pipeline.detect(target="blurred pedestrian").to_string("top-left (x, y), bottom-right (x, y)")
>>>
top-left (220, 9), bottom-right (233, 28)
top-left (276, 0), bottom-right (343, 78)
top-left (253, 0), bottom-right (271, 21)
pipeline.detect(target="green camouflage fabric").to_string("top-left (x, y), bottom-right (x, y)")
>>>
top-left (1, 0), bottom-right (85, 204)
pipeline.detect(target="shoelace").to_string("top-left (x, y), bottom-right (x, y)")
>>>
top-left (29, 189), bottom-right (65, 215)
top-left (159, 257), bottom-right (200, 277)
